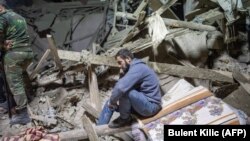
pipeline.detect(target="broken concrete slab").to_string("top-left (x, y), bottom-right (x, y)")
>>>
top-left (173, 31), bottom-right (208, 65)
top-left (71, 13), bottom-right (106, 51)
top-left (34, 13), bottom-right (56, 32)
top-left (51, 18), bottom-right (72, 47)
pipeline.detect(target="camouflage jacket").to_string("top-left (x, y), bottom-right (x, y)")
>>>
top-left (0, 9), bottom-right (29, 51)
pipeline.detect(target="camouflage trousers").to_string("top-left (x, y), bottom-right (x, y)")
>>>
top-left (4, 48), bottom-right (33, 110)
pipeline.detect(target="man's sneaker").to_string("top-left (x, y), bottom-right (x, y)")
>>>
top-left (108, 116), bottom-right (132, 128)
top-left (10, 108), bottom-right (31, 125)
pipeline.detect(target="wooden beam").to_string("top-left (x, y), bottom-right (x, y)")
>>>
top-left (185, 8), bottom-right (209, 21)
top-left (57, 50), bottom-right (81, 62)
top-left (116, 11), bottom-right (146, 47)
top-left (57, 50), bottom-right (234, 83)
top-left (140, 87), bottom-right (213, 124)
top-left (82, 115), bottom-right (99, 141)
top-left (155, 0), bottom-right (178, 15)
top-left (148, 62), bottom-right (233, 83)
top-left (116, 12), bottom-right (137, 21)
top-left (194, 8), bottom-right (224, 25)
top-left (111, 0), bottom-right (119, 35)
top-left (163, 18), bottom-right (216, 31)
top-left (59, 125), bottom-right (131, 141)
top-left (133, 0), bottom-right (149, 17)
top-left (88, 43), bottom-right (101, 112)
top-left (166, 8), bottom-right (180, 20)
top-left (88, 65), bottom-right (101, 112)
top-left (82, 101), bottom-right (99, 119)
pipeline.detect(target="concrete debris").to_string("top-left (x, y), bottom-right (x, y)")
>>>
top-left (1, 0), bottom-right (250, 140)
top-left (34, 13), bottom-right (56, 32)
top-left (173, 31), bottom-right (208, 65)
top-left (213, 53), bottom-right (250, 74)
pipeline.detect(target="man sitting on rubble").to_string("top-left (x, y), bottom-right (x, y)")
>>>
top-left (0, 0), bottom-right (34, 125)
top-left (97, 49), bottom-right (162, 128)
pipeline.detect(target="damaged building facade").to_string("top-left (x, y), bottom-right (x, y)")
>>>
top-left (1, 0), bottom-right (250, 140)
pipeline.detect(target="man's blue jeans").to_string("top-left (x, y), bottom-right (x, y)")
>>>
top-left (97, 89), bottom-right (161, 125)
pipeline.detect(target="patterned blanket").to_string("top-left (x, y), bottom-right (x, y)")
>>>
top-left (131, 79), bottom-right (247, 141)
top-left (2, 126), bottom-right (59, 141)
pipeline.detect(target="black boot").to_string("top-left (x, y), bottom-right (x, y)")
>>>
top-left (0, 101), bottom-right (8, 109)
top-left (10, 108), bottom-right (31, 125)
top-left (108, 116), bottom-right (132, 128)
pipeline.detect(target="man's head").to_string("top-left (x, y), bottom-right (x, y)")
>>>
top-left (0, 0), bottom-right (6, 6)
top-left (115, 49), bottom-right (134, 73)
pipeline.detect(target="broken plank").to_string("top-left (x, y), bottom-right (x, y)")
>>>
top-left (121, 28), bottom-right (188, 54)
top-left (148, 62), bottom-right (233, 83)
top-left (111, 0), bottom-right (119, 35)
top-left (185, 8), bottom-right (209, 21)
top-left (82, 102), bottom-right (99, 119)
top-left (59, 125), bottom-right (131, 141)
top-left (116, 12), bottom-right (137, 20)
top-left (163, 18), bottom-right (216, 31)
top-left (140, 87), bottom-right (213, 124)
top-left (116, 11), bottom-right (146, 47)
top-left (30, 49), bottom-right (51, 79)
top-left (57, 50), bottom-right (81, 62)
top-left (88, 55), bottom-right (234, 83)
top-left (166, 8), bottom-right (180, 20)
top-left (193, 8), bottom-right (224, 25)
top-left (155, 0), bottom-right (178, 15)
top-left (82, 115), bottom-right (99, 141)
top-left (88, 65), bottom-right (101, 111)
top-left (47, 34), bottom-right (63, 71)
top-left (133, 0), bottom-right (149, 17)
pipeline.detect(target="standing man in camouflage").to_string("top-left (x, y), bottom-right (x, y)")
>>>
top-left (0, 0), bottom-right (33, 125)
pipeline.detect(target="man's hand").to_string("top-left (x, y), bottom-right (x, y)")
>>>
top-left (4, 40), bottom-right (13, 51)
top-left (108, 101), bottom-right (118, 110)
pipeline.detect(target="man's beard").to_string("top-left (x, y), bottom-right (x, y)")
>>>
top-left (122, 62), bottom-right (130, 74)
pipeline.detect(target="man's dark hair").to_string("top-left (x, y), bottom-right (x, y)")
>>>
top-left (115, 49), bottom-right (134, 60)
top-left (0, 0), bottom-right (8, 8)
